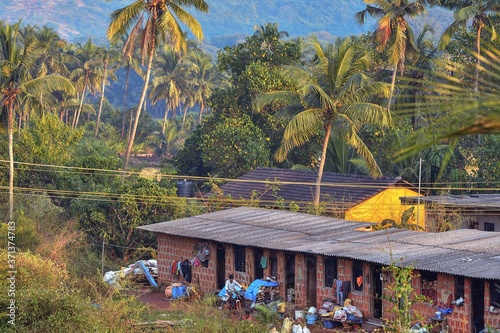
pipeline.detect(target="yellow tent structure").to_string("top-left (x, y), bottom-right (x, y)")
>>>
top-left (344, 188), bottom-right (424, 229)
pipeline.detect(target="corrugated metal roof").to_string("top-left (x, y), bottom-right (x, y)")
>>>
top-left (401, 194), bottom-right (500, 210)
top-left (218, 167), bottom-right (415, 209)
top-left (139, 206), bottom-right (500, 280)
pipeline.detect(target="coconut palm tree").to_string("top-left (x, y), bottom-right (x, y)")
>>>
top-left (182, 48), bottom-right (217, 123)
top-left (149, 45), bottom-right (185, 132)
top-left (0, 21), bottom-right (74, 222)
top-left (107, 0), bottom-right (209, 171)
top-left (255, 37), bottom-right (392, 208)
top-left (69, 39), bottom-right (102, 128)
top-left (439, 0), bottom-right (500, 92)
top-left (397, 24), bottom-right (439, 130)
top-left (355, 0), bottom-right (438, 110)
top-left (95, 45), bottom-right (120, 137)
top-left (113, 33), bottom-right (143, 139)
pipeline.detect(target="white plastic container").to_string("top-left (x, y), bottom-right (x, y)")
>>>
top-left (307, 306), bottom-right (317, 314)
top-left (295, 310), bottom-right (304, 319)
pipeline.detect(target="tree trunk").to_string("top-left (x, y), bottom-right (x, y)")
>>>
top-left (73, 83), bottom-right (87, 128)
top-left (474, 26), bottom-right (481, 93)
top-left (313, 124), bottom-right (332, 209)
top-left (388, 65), bottom-right (397, 111)
top-left (182, 103), bottom-right (188, 126)
top-left (8, 103), bottom-right (14, 222)
top-left (121, 65), bottom-right (131, 138)
top-left (198, 99), bottom-right (205, 124)
top-left (162, 99), bottom-right (169, 133)
top-left (123, 47), bottom-right (155, 171)
top-left (95, 64), bottom-right (108, 137)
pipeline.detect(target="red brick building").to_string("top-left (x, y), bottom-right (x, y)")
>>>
top-left (140, 207), bottom-right (500, 332)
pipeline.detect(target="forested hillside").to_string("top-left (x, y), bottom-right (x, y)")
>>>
top-left (2, 0), bottom-right (453, 46)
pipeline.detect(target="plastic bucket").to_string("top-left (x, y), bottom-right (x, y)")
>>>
top-left (308, 306), bottom-right (317, 314)
top-left (295, 310), bottom-right (304, 320)
top-left (164, 286), bottom-right (173, 298)
top-left (172, 285), bottom-right (186, 299)
top-left (306, 314), bottom-right (317, 324)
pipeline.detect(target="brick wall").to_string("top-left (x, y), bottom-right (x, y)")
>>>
top-left (157, 234), bottom-right (218, 291)
top-left (294, 253), bottom-right (306, 306)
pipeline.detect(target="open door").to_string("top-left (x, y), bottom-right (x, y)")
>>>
top-left (254, 248), bottom-right (264, 280)
top-left (216, 243), bottom-right (226, 289)
top-left (372, 264), bottom-right (383, 319)
top-left (471, 278), bottom-right (484, 333)
top-left (286, 253), bottom-right (295, 302)
top-left (306, 255), bottom-right (317, 308)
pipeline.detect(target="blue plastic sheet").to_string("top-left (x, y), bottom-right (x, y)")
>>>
top-left (243, 279), bottom-right (278, 302)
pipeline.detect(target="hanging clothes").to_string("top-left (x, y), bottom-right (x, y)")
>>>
top-left (336, 280), bottom-right (343, 305)
top-left (180, 259), bottom-right (192, 282)
top-left (340, 281), bottom-right (351, 306)
top-left (260, 256), bottom-right (268, 269)
top-left (171, 260), bottom-right (178, 275)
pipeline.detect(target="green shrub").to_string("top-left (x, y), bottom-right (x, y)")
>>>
top-left (0, 250), bottom-right (147, 332)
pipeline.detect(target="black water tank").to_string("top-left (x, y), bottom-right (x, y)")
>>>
top-left (176, 180), bottom-right (193, 197)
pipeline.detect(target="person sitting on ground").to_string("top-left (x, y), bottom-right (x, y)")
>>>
top-left (225, 274), bottom-right (243, 299)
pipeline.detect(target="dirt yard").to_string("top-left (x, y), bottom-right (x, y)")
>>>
top-left (135, 288), bottom-right (370, 333)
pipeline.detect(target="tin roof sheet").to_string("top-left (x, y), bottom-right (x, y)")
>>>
top-left (218, 167), bottom-right (414, 209)
top-left (139, 207), bottom-right (500, 279)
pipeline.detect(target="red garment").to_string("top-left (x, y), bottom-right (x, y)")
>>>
top-left (171, 260), bottom-right (178, 275)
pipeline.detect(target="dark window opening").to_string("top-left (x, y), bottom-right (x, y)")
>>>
top-left (234, 245), bottom-right (246, 272)
top-left (455, 276), bottom-right (465, 300)
top-left (491, 280), bottom-right (500, 308)
top-left (353, 260), bottom-right (363, 292)
top-left (421, 271), bottom-right (438, 304)
top-left (484, 222), bottom-right (495, 232)
top-left (324, 257), bottom-right (337, 287)
top-left (270, 256), bottom-right (278, 278)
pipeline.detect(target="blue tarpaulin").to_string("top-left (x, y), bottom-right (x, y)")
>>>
top-left (244, 279), bottom-right (278, 302)
top-left (218, 284), bottom-right (242, 298)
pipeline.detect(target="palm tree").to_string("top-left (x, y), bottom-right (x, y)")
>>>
top-left (114, 33), bottom-right (143, 139)
top-left (0, 21), bottom-right (74, 222)
top-left (107, 0), bottom-right (209, 171)
top-left (69, 39), bottom-right (102, 128)
top-left (398, 24), bottom-right (439, 130)
top-left (255, 37), bottom-right (392, 208)
top-left (149, 45), bottom-right (184, 132)
top-left (355, 0), bottom-right (438, 110)
top-left (439, 0), bottom-right (500, 91)
top-left (184, 48), bottom-right (217, 123)
top-left (95, 45), bottom-right (120, 137)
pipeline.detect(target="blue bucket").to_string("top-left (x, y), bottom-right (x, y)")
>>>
top-left (172, 285), bottom-right (186, 299)
top-left (306, 314), bottom-right (317, 324)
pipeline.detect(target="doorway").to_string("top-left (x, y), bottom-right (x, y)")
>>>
top-left (306, 255), bottom-right (317, 307)
top-left (216, 243), bottom-right (226, 289)
top-left (254, 248), bottom-right (264, 280)
top-left (372, 264), bottom-right (383, 319)
top-left (285, 254), bottom-right (295, 302)
top-left (471, 278), bottom-right (484, 333)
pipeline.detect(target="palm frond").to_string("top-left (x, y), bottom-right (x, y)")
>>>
top-left (276, 109), bottom-right (322, 162)
top-left (107, 0), bottom-right (144, 43)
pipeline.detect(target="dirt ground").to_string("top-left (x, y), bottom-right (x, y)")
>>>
top-left (135, 288), bottom-right (368, 333)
